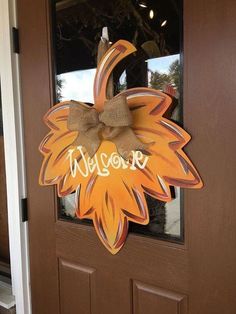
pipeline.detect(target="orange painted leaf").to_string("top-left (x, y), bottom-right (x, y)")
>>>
top-left (39, 40), bottom-right (203, 254)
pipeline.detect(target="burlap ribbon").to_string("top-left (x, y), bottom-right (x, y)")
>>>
top-left (67, 95), bottom-right (150, 159)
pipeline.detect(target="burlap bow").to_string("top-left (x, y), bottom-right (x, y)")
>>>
top-left (67, 95), bottom-right (150, 159)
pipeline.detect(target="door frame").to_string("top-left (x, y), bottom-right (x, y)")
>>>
top-left (0, 0), bottom-right (31, 313)
top-left (1, 0), bottom-right (236, 313)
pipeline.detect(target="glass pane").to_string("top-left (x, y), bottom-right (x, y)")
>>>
top-left (53, 0), bottom-right (183, 242)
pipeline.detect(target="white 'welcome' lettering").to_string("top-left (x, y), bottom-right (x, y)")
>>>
top-left (67, 146), bottom-right (149, 178)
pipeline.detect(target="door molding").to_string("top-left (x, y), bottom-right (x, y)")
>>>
top-left (0, 1), bottom-right (31, 313)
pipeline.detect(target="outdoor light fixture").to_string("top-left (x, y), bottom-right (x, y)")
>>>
top-left (161, 20), bottom-right (167, 27)
top-left (138, 1), bottom-right (147, 8)
top-left (149, 9), bottom-right (154, 19)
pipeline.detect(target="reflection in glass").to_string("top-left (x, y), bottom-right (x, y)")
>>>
top-left (53, 0), bottom-right (183, 242)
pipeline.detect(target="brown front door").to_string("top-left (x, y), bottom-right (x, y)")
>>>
top-left (18, 1), bottom-right (236, 313)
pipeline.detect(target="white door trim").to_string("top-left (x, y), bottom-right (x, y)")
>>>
top-left (0, 0), bottom-right (31, 313)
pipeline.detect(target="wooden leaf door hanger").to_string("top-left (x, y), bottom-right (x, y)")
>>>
top-left (39, 37), bottom-right (203, 254)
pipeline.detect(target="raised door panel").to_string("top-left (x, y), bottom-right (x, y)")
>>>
top-left (59, 259), bottom-right (95, 314)
top-left (133, 280), bottom-right (187, 314)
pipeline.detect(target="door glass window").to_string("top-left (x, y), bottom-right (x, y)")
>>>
top-left (53, 0), bottom-right (183, 242)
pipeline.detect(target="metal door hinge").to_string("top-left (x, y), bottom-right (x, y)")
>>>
top-left (12, 27), bottom-right (20, 54)
top-left (21, 198), bottom-right (28, 222)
